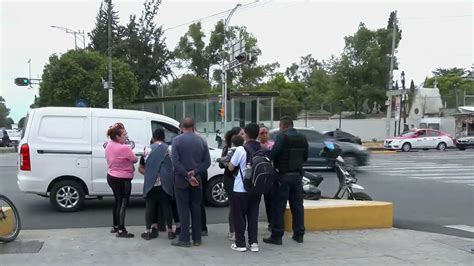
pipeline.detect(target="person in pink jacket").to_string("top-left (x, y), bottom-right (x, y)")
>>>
top-left (105, 123), bottom-right (138, 238)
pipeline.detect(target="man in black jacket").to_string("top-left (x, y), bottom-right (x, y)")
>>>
top-left (263, 116), bottom-right (309, 245)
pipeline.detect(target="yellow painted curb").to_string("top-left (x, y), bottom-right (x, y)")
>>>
top-left (284, 199), bottom-right (393, 232)
top-left (0, 207), bottom-right (14, 236)
top-left (370, 150), bottom-right (397, 154)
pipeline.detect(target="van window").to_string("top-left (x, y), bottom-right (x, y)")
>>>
top-left (151, 121), bottom-right (180, 144)
top-left (38, 116), bottom-right (87, 139)
top-left (21, 113), bottom-right (29, 139)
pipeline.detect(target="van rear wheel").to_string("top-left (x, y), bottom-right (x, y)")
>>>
top-left (50, 180), bottom-right (85, 212)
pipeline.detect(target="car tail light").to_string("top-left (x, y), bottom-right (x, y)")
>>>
top-left (20, 143), bottom-right (31, 171)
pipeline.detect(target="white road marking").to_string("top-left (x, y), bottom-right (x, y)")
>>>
top-left (409, 176), bottom-right (474, 180)
top-left (444, 225), bottom-right (474, 233)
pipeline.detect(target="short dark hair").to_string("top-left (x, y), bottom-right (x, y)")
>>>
top-left (280, 116), bottom-right (294, 129)
top-left (152, 127), bottom-right (165, 142)
top-left (225, 127), bottom-right (242, 147)
top-left (181, 117), bottom-right (195, 129)
top-left (244, 123), bottom-right (260, 140)
top-left (231, 135), bottom-right (244, 147)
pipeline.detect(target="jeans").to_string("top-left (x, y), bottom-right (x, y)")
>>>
top-left (107, 174), bottom-right (132, 231)
top-left (175, 186), bottom-right (202, 243)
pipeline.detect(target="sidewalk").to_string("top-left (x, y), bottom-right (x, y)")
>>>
top-left (1, 223), bottom-right (472, 265)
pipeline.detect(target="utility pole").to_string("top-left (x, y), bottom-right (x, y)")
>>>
top-left (107, 0), bottom-right (113, 109)
top-left (386, 10), bottom-right (397, 138)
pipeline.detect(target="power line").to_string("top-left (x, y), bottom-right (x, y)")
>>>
top-left (163, 1), bottom-right (270, 32)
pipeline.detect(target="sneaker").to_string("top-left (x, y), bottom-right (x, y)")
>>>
top-left (141, 231), bottom-right (152, 240)
top-left (231, 243), bottom-right (247, 252)
top-left (171, 240), bottom-right (191, 248)
top-left (248, 243), bottom-right (259, 252)
top-left (116, 230), bottom-right (134, 238)
top-left (292, 235), bottom-right (303, 243)
top-left (193, 241), bottom-right (202, 246)
top-left (168, 231), bottom-right (176, 240)
top-left (202, 230), bottom-right (208, 237)
top-left (150, 228), bottom-right (159, 238)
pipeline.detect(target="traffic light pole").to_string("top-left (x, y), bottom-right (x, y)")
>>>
top-left (107, 0), bottom-right (113, 109)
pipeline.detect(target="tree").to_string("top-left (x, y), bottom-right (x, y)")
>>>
top-left (89, 0), bottom-right (173, 98)
top-left (167, 74), bottom-right (211, 96)
top-left (260, 74), bottom-right (304, 120)
top-left (18, 117), bottom-right (26, 129)
top-left (36, 50), bottom-right (138, 108)
top-left (88, 1), bottom-right (123, 55)
top-left (424, 67), bottom-right (473, 108)
top-left (0, 96), bottom-right (14, 129)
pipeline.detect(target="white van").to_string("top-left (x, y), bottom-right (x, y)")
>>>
top-left (17, 107), bottom-right (227, 212)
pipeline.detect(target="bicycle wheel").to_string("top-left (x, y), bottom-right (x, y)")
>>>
top-left (0, 194), bottom-right (21, 242)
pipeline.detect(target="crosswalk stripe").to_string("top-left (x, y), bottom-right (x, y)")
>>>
top-left (409, 176), bottom-right (473, 180)
top-left (444, 225), bottom-right (474, 233)
top-left (361, 165), bottom-right (464, 170)
top-left (372, 169), bottom-right (473, 174)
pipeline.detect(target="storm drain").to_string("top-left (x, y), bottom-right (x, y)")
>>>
top-left (0, 241), bottom-right (44, 254)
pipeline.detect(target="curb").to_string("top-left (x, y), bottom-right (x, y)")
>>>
top-left (284, 199), bottom-right (393, 232)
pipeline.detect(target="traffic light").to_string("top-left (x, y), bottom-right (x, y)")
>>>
top-left (218, 107), bottom-right (225, 117)
top-left (14, 77), bottom-right (30, 86)
top-left (235, 52), bottom-right (247, 63)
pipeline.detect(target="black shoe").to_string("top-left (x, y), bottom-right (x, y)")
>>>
top-left (110, 226), bottom-right (118, 233)
top-left (263, 237), bottom-right (282, 245)
top-left (175, 227), bottom-right (181, 236)
top-left (141, 232), bottom-right (152, 240)
top-left (267, 224), bottom-right (272, 232)
top-left (171, 240), bottom-right (191, 248)
top-left (116, 230), bottom-right (134, 238)
top-left (292, 235), bottom-right (304, 243)
top-left (201, 230), bottom-right (208, 237)
top-left (193, 241), bottom-right (202, 246)
top-left (168, 232), bottom-right (176, 240)
top-left (150, 228), bottom-right (159, 238)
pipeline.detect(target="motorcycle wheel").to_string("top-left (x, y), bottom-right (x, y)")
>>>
top-left (351, 192), bottom-right (372, 201)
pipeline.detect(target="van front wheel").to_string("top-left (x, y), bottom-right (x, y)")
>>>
top-left (50, 180), bottom-right (85, 212)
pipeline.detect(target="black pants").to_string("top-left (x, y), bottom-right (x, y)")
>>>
top-left (107, 174), bottom-right (132, 231)
top-left (145, 186), bottom-right (173, 230)
top-left (175, 186), bottom-right (202, 243)
top-left (271, 173), bottom-right (305, 240)
top-left (264, 192), bottom-right (273, 228)
top-left (232, 192), bottom-right (261, 248)
top-left (224, 174), bottom-right (235, 233)
top-left (201, 172), bottom-right (208, 232)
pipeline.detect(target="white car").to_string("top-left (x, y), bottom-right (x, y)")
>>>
top-left (384, 129), bottom-right (454, 152)
top-left (17, 107), bottom-right (226, 212)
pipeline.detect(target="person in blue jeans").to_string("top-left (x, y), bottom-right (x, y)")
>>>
top-left (170, 117), bottom-right (211, 248)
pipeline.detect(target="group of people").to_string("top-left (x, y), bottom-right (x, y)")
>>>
top-left (104, 116), bottom-right (309, 252)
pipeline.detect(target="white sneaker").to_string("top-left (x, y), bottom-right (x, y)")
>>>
top-left (227, 232), bottom-right (235, 241)
top-left (248, 243), bottom-right (259, 252)
top-left (231, 243), bottom-right (247, 252)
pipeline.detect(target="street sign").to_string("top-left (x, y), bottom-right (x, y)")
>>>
top-left (76, 99), bottom-right (88, 108)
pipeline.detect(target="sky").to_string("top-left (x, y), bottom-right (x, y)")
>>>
top-left (1, 0), bottom-right (472, 122)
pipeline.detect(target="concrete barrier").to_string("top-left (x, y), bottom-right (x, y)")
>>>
top-left (284, 199), bottom-right (393, 232)
top-left (0, 207), bottom-right (14, 237)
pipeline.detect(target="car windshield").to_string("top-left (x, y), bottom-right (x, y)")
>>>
top-left (401, 132), bottom-right (416, 137)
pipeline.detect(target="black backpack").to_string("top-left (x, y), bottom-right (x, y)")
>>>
top-left (239, 146), bottom-right (277, 195)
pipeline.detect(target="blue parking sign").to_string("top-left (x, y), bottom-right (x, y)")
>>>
top-left (76, 99), bottom-right (87, 107)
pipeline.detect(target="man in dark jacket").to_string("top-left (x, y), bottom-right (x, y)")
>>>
top-left (171, 117), bottom-right (211, 247)
top-left (263, 116), bottom-right (309, 245)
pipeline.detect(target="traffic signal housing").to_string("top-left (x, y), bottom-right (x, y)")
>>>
top-left (14, 77), bottom-right (30, 86)
top-left (218, 107), bottom-right (225, 117)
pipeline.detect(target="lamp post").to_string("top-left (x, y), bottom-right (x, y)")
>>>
top-left (221, 3), bottom-right (241, 130)
top-left (50, 25), bottom-right (86, 50)
top-left (338, 100), bottom-right (344, 129)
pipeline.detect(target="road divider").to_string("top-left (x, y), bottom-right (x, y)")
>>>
top-left (284, 199), bottom-right (393, 231)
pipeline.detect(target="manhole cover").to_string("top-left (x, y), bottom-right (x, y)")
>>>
top-left (0, 240), bottom-right (44, 254)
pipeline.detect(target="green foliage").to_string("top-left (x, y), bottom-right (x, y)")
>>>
top-left (167, 74), bottom-right (211, 96)
top-left (18, 117), bottom-right (26, 129)
top-left (0, 96), bottom-right (14, 129)
top-left (88, 1), bottom-right (123, 55)
top-left (424, 68), bottom-right (474, 108)
top-left (36, 50), bottom-right (138, 108)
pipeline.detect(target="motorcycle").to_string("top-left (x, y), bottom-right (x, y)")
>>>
top-left (303, 142), bottom-right (372, 201)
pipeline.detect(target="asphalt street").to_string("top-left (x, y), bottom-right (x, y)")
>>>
top-left (1, 150), bottom-right (473, 238)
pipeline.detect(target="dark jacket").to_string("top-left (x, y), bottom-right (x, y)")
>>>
top-left (171, 132), bottom-right (211, 189)
top-left (268, 128), bottom-right (309, 173)
top-left (143, 143), bottom-right (174, 197)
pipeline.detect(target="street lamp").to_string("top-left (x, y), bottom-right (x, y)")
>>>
top-left (338, 100), bottom-right (344, 129)
top-left (221, 3), bottom-right (241, 130)
top-left (50, 25), bottom-right (86, 50)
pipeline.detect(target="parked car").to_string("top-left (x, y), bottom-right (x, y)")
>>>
top-left (456, 136), bottom-right (474, 150)
top-left (323, 130), bottom-right (362, 145)
top-left (384, 129), bottom-right (454, 152)
top-left (17, 107), bottom-right (226, 212)
top-left (270, 128), bottom-right (369, 170)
